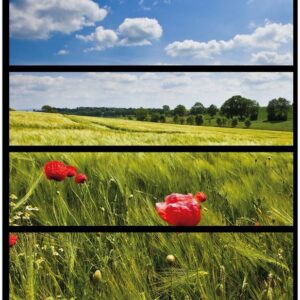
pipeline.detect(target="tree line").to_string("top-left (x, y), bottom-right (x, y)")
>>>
top-left (39, 96), bottom-right (291, 128)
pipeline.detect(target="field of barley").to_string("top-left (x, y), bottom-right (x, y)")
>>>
top-left (9, 152), bottom-right (293, 226)
top-left (9, 232), bottom-right (293, 300)
top-left (9, 112), bottom-right (293, 145)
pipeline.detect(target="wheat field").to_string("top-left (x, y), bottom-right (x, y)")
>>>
top-left (9, 232), bottom-right (293, 299)
top-left (9, 112), bottom-right (293, 145)
top-left (9, 152), bottom-right (293, 226)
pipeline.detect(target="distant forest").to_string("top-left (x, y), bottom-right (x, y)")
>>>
top-left (35, 96), bottom-right (292, 124)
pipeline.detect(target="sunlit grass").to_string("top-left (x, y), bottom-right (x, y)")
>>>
top-left (9, 232), bottom-right (293, 299)
top-left (10, 112), bottom-right (293, 145)
top-left (9, 152), bottom-right (293, 226)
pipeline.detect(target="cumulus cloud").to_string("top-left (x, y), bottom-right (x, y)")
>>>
top-left (251, 51), bottom-right (293, 65)
top-left (76, 17), bottom-right (162, 50)
top-left (10, 0), bottom-right (108, 39)
top-left (165, 22), bottom-right (293, 63)
top-left (9, 73), bottom-right (292, 110)
top-left (76, 26), bottom-right (118, 51)
top-left (118, 18), bottom-right (162, 46)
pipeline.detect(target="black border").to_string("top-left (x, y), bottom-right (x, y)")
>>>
top-left (9, 226), bottom-right (294, 233)
top-left (4, 0), bottom-right (298, 298)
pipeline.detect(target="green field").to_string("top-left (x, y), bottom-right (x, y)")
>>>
top-left (157, 107), bottom-right (293, 132)
top-left (10, 232), bottom-right (293, 299)
top-left (9, 152), bottom-right (293, 226)
top-left (10, 112), bottom-right (293, 145)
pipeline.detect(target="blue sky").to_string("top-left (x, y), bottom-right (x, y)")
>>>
top-left (10, 72), bottom-right (293, 110)
top-left (10, 0), bottom-right (293, 65)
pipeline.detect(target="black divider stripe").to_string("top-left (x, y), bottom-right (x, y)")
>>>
top-left (8, 146), bottom-right (295, 152)
top-left (9, 65), bottom-right (295, 72)
top-left (9, 226), bottom-right (294, 233)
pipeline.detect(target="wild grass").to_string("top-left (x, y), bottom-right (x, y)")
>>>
top-left (9, 232), bottom-right (293, 299)
top-left (9, 112), bottom-right (293, 145)
top-left (9, 152), bottom-right (293, 226)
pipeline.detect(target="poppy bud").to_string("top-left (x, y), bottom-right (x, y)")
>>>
top-left (92, 270), bottom-right (102, 284)
top-left (75, 173), bottom-right (87, 184)
top-left (194, 192), bottom-right (207, 203)
top-left (66, 166), bottom-right (77, 177)
top-left (9, 234), bottom-right (18, 247)
top-left (166, 254), bottom-right (176, 265)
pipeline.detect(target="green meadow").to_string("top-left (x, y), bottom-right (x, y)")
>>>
top-left (9, 232), bottom-right (293, 299)
top-left (9, 152), bottom-right (293, 226)
top-left (9, 112), bottom-right (293, 145)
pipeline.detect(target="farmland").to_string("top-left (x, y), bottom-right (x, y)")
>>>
top-left (9, 152), bottom-right (293, 226)
top-left (9, 112), bottom-right (293, 145)
top-left (9, 232), bottom-right (293, 299)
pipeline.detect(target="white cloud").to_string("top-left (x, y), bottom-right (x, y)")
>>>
top-left (251, 51), bottom-right (293, 64)
top-left (56, 49), bottom-right (69, 56)
top-left (76, 26), bottom-right (118, 51)
top-left (165, 22), bottom-right (293, 63)
top-left (77, 17), bottom-right (163, 50)
top-left (10, 0), bottom-right (108, 39)
top-left (9, 73), bottom-right (293, 110)
top-left (118, 18), bottom-right (163, 46)
top-left (161, 76), bottom-right (192, 89)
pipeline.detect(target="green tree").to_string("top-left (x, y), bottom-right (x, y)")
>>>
top-left (174, 105), bottom-right (186, 116)
top-left (231, 118), bottom-right (238, 127)
top-left (195, 115), bottom-right (204, 126)
top-left (220, 95), bottom-right (259, 120)
top-left (179, 117), bottom-right (185, 124)
top-left (173, 115), bottom-right (179, 124)
top-left (207, 104), bottom-right (218, 117)
top-left (136, 108), bottom-right (148, 121)
top-left (159, 115), bottom-right (166, 123)
top-left (267, 98), bottom-right (290, 121)
top-left (190, 102), bottom-right (205, 115)
top-left (162, 105), bottom-right (170, 115)
top-left (216, 118), bottom-right (222, 127)
top-left (222, 118), bottom-right (227, 127)
top-left (41, 105), bottom-right (55, 113)
top-left (186, 115), bottom-right (195, 125)
top-left (244, 119), bottom-right (251, 128)
top-left (150, 113), bottom-right (160, 122)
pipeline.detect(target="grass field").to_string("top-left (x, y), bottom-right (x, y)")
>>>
top-left (9, 112), bottom-right (293, 145)
top-left (9, 152), bottom-right (293, 226)
top-left (9, 232), bottom-right (293, 299)
top-left (150, 107), bottom-right (293, 132)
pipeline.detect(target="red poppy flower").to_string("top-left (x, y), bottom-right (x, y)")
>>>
top-left (165, 193), bottom-right (194, 204)
top-left (75, 173), bottom-right (87, 184)
top-left (44, 161), bottom-right (68, 181)
top-left (9, 234), bottom-right (18, 247)
top-left (194, 192), bottom-right (207, 203)
top-left (156, 200), bottom-right (200, 226)
top-left (66, 166), bottom-right (77, 177)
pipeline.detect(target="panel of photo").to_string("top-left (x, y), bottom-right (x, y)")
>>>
top-left (9, 152), bottom-right (293, 226)
top-left (9, 0), bottom-right (293, 66)
top-left (5, 1), bottom-right (297, 299)
top-left (9, 72), bottom-right (293, 146)
top-left (9, 232), bottom-right (294, 299)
